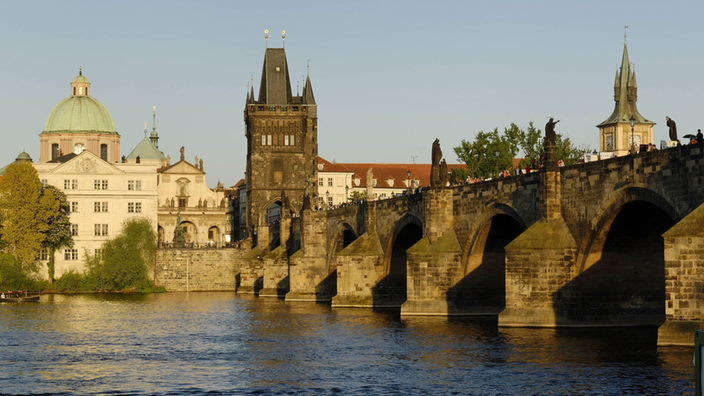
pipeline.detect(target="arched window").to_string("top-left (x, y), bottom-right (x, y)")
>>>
top-left (85, 87), bottom-right (88, 96)
top-left (100, 144), bottom-right (108, 161)
top-left (51, 143), bottom-right (59, 160)
top-left (73, 87), bottom-right (76, 96)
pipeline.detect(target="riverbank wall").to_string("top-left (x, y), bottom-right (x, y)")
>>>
top-left (154, 248), bottom-right (243, 291)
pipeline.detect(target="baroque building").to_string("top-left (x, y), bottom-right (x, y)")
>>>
top-left (244, 43), bottom-right (318, 246)
top-left (31, 70), bottom-right (159, 278)
top-left (597, 40), bottom-right (655, 156)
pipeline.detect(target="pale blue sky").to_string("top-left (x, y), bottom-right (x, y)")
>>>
top-left (1, 0), bottom-right (702, 186)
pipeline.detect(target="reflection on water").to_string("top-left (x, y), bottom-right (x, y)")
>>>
top-left (0, 293), bottom-right (693, 395)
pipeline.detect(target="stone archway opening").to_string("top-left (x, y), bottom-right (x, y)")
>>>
top-left (157, 225), bottom-right (165, 246)
top-left (377, 222), bottom-right (423, 303)
top-left (208, 226), bottom-right (220, 247)
top-left (265, 201), bottom-right (282, 250)
top-left (181, 221), bottom-right (197, 246)
top-left (574, 200), bottom-right (676, 323)
top-left (453, 214), bottom-right (524, 310)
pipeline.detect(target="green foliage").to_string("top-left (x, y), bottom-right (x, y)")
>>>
top-left (85, 217), bottom-right (158, 291)
top-left (39, 185), bottom-right (73, 282)
top-left (348, 190), bottom-right (367, 202)
top-left (0, 162), bottom-right (47, 265)
top-left (454, 121), bottom-right (591, 179)
top-left (54, 269), bottom-right (97, 292)
top-left (0, 253), bottom-right (46, 291)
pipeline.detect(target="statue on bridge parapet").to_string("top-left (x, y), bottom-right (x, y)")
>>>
top-left (431, 138), bottom-right (443, 187)
top-left (666, 116), bottom-right (678, 142)
top-left (545, 117), bottom-right (559, 147)
top-left (301, 173), bottom-right (312, 211)
top-left (366, 167), bottom-right (374, 201)
top-left (439, 159), bottom-right (448, 187)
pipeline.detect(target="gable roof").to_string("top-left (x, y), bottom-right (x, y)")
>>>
top-left (47, 150), bottom-right (124, 175)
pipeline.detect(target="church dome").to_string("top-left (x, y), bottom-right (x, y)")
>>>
top-left (42, 71), bottom-right (117, 135)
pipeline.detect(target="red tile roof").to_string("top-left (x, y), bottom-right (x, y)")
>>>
top-left (318, 157), bottom-right (466, 188)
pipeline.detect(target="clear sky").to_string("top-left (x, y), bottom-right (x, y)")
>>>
top-left (1, 0), bottom-right (702, 187)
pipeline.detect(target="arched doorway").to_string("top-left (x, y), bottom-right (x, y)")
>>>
top-left (208, 226), bottom-right (220, 247)
top-left (453, 214), bottom-right (524, 310)
top-left (157, 225), bottom-right (165, 246)
top-left (571, 200), bottom-right (676, 323)
top-left (181, 221), bottom-right (197, 246)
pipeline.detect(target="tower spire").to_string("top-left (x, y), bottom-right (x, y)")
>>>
top-left (265, 29), bottom-right (269, 48)
top-left (150, 106), bottom-right (160, 148)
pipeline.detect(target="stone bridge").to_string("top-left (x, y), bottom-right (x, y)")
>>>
top-left (238, 143), bottom-right (704, 345)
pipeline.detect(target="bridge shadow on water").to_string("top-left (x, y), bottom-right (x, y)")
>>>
top-left (552, 200), bottom-right (675, 326)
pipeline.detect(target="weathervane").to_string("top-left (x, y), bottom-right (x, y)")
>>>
top-left (282, 30), bottom-right (285, 48)
top-left (265, 29), bottom-right (269, 47)
top-left (624, 25), bottom-right (629, 44)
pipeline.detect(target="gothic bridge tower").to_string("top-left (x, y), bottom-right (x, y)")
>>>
top-left (244, 40), bottom-right (319, 246)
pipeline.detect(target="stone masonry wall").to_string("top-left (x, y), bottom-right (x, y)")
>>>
top-left (155, 248), bottom-right (243, 291)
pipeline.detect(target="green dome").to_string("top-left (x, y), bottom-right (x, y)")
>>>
top-left (72, 74), bottom-right (89, 83)
top-left (15, 151), bottom-right (32, 161)
top-left (43, 96), bottom-right (117, 135)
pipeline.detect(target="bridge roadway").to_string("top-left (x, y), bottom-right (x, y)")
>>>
top-left (237, 143), bottom-right (704, 346)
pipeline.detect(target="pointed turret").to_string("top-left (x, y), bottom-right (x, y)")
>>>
top-left (303, 75), bottom-right (316, 105)
top-left (613, 69), bottom-right (620, 102)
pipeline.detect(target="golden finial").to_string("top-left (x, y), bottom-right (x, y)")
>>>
top-left (624, 25), bottom-right (629, 44)
top-left (144, 122), bottom-right (147, 136)
top-left (265, 29), bottom-right (269, 47)
top-left (79, 66), bottom-right (82, 75)
top-left (282, 30), bottom-right (285, 48)
top-left (153, 105), bottom-right (156, 116)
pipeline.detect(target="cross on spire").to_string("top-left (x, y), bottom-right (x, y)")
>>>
top-left (624, 25), bottom-right (629, 44)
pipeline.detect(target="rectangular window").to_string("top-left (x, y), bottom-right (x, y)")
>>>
top-left (135, 202), bottom-right (142, 213)
top-left (94, 180), bottom-right (100, 190)
top-left (102, 202), bottom-right (108, 212)
top-left (94, 180), bottom-right (107, 190)
top-left (135, 180), bottom-right (142, 191)
top-left (128, 202), bottom-right (134, 213)
top-left (267, 135), bottom-right (272, 145)
top-left (64, 249), bottom-right (78, 261)
top-left (179, 199), bottom-right (187, 209)
top-left (40, 248), bottom-right (48, 261)
top-left (94, 224), bottom-right (108, 236)
top-left (70, 202), bottom-right (78, 213)
top-left (94, 202), bottom-right (108, 212)
top-left (328, 196), bottom-right (333, 206)
top-left (284, 135), bottom-right (289, 146)
top-left (328, 178), bottom-right (333, 187)
top-left (94, 202), bottom-right (100, 212)
top-left (72, 180), bottom-right (78, 189)
top-left (318, 178), bottom-right (323, 187)
top-left (94, 249), bottom-right (102, 259)
top-left (128, 180), bottom-right (134, 190)
top-left (102, 180), bottom-right (108, 190)
top-left (262, 135), bottom-right (266, 146)
top-left (71, 224), bottom-right (78, 236)
top-left (290, 135), bottom-right (295, 146)
top-left (64, 180), bottom-right (71, 189)
top-left (40, 179), bottom-right (48, 188)
top-left (208, 230), bottom-right (214, 239)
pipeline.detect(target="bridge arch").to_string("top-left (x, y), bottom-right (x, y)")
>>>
top-left (376, 213), bottom-right (423, 301)
top-left (570, 186), bottom-right (679, 323)
top-left (454, 203), bottom-right (526, 309)
top-left (327, 221), bottom-right (357, 271)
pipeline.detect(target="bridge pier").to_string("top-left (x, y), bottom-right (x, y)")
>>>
top-left (238, 246), bottom-right (266, 294)
top-left (331, 231), bottom-right (388, 307)
top-left (658, 204), bottom-right (704, 345)
top-left (285, 210), bottom-right (336, 302)
top-left (258, 246), bottom-right (289, 298)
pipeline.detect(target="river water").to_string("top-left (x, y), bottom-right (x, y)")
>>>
top-left (0, 293), bottom-right (694, 395)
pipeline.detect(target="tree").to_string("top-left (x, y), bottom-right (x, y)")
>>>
top-left (348, 190), bottom-right (367, 202)
top-left (0, 162), bottom-right (48, 266)
top-left (455, 122), bottom-right (591, 178)
top-left (85, 217), bottom-right (157, 291)
top-left (40, 185), bottom-right (73, 282)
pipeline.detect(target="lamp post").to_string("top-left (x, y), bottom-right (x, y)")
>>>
top-left (325, 190), bottom-right (329, 208)
top-left (629, 115), bottom-right (636, 155)
top-left (345, 184), bottom-right (349, 202)
top-left (407, 169), bottom-right (411, 195)
top-left (494, 149), bottom-right (500, 178)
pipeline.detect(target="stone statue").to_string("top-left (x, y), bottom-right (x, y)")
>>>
top-left (449, 169), bottom-right (458, 185)
top-left (431, 139), bottom-right (442, 187)
top-left (180, 146), bottom-right (185, 161)
top-left (135, 155), bottom-right (140, 164)
top-left (121, 155), bottom-right (126, 163)
top-left (167, 155), bottom-right (171, 164)
top-left (172, 211), bottom-right (185, 247)
top-left (666, 116), bottom-right (678, 141)
top-left (439, 159), bottom-right (448, 186)
top-left (198, 198), bottom-right (202, 208)
top-left (545, 118), bottom-right (560, 147)
top-left (195, 156), bottom-right (198, 166)
top-left (199, 159), bottom-right (203, 170)
top-left (366, 167), bottom-right (374, 200)
top-left (432, 138), bottom-right (442, 167)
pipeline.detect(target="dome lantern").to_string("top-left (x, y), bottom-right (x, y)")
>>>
top-left (71, 67), bottom-right (91, 97)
